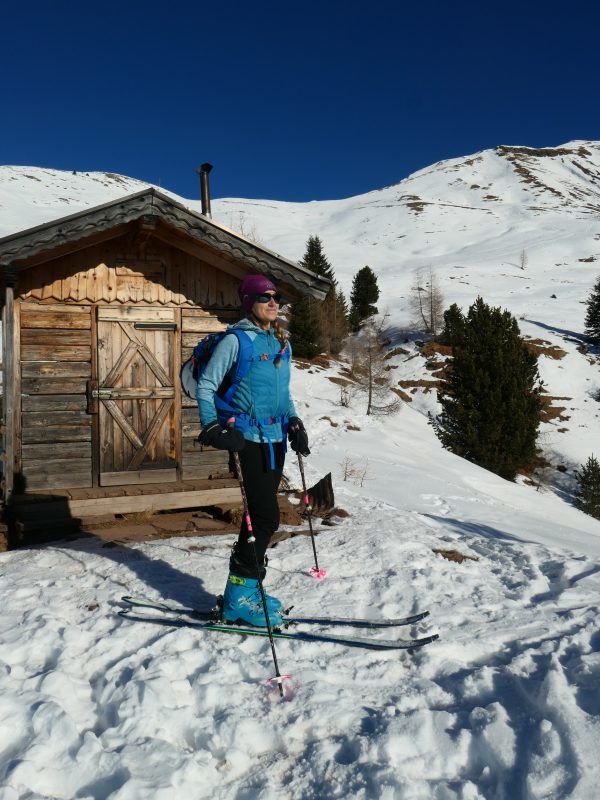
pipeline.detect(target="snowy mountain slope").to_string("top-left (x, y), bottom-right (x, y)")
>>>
top-left (2, 144), bottom-right (600, 487)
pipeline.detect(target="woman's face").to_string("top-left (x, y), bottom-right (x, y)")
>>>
top-left (251, 292), bottom-right (281, 329)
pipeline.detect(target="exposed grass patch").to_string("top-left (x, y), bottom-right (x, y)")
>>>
top-left (420, 341), bottom-right (453, 358)
top-left (384, 346), bottom-right (410, 360)
top-left (540, 396), bottom-right (572, 423)
top-left (433, 548), bottom-right (479, 563)
top-left (524, 339), bottom-right (568, 359)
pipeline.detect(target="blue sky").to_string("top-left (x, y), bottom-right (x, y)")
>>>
top-left (3, 0), bottom-right (600, 202)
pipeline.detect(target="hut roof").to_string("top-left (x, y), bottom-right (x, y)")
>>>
top-left (0, 187), bottom-right (330, 299)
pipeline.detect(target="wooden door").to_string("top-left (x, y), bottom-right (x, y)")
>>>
top-left (95, 306), bottom-right (179, 486)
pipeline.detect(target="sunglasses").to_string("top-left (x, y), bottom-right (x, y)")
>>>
top-left (254, 292), bottom-right (283, 304)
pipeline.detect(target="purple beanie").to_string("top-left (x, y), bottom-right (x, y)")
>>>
top-left (238, 274), bottom-right (277, 313)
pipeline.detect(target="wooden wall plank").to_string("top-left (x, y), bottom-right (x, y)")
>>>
top-left (21, 329), bottom-right (92, 346)
top-left (21, 306), bottom-right (91, 329)
top-left (21, 345), bottom-right (90, 362)
top-left (181, 308), bottom-right (212, 318)
top-left (21, 303), bottom-right (91, 316)
top-left (26, 472), bottom-right (93, 491)
top-left (97, 306), bottom-right (176, 322)
top-left (182, 464), bottom-right (231, 480)
top-left (22, 395), bottom-right (87, 412)
top-left (182, 331), bottom-right (227, 349)
top-left (21, 362), bottom-right (91, 378)
top-left (182, 407), bottom-right (201, 424)
top-left (100, 469), bottom-right (177, 486)
top-left (181, 317), bottom-right (228, 334)
top-left (23, 377), bottom-right (88, 395)
top-left (182, 421), bottom-right (202, 438)
top-left (22, 425), bottom-right (92, 444)
top-left (22, 442), bottom-right (92, 460)
top-left (22, 410), bottom-right (91, 427)
top-left (25, 457), bottom-right (91, 474)
top-left (182, 449), bottom-right (229, 467)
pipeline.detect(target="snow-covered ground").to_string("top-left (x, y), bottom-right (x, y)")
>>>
top-left (2, 145), bottom-right (600, 797)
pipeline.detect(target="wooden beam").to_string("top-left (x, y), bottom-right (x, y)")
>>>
top-left (64, 486), bottom-right (241, 516)
top-left (2, 282), bottom-right (15, 501)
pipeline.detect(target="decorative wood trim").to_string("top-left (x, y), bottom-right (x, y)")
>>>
top-left (102, 399), bottom-right (145, 449)
top-left (101, 340), bottom-right (138, 388)
top-left (126, 399), bottom-right (174, 470)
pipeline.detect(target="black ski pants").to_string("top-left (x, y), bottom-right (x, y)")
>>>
top-left (229, 441), bottom-right (285, 578)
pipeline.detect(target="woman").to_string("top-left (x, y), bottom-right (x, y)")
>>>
top-left (197, 274), bottom-right (310, 627)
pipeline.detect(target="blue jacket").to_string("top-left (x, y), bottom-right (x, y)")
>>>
top-left (196, 318), bottom-right (298, 444)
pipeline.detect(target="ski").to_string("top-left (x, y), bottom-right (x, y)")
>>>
top-left (120, 595), bottom-right (430, 629)
top-left (118, 608), bottom-right (439, 650)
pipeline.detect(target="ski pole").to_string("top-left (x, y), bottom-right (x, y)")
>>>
top-left (297, 453), bottom-right (327, 580)
top-left (228, 419), bottom-right (287, 698)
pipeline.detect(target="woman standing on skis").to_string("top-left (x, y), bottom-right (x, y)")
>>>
top-left (196, 274), bottom-right (310, 627)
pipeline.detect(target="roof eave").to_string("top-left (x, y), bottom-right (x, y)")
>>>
top-left (0, 188), bottom-right (331, 300)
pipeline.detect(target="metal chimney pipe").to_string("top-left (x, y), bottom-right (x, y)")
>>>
top-left (197, 163), bottom-right (213, 217)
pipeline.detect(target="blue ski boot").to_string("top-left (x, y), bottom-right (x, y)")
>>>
top-left (222, 573), bottom-right (283, 627)
top-left (228, 544), bottom-right (283, 615)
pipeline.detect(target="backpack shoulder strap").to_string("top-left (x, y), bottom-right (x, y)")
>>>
top-left (220, 329), bottom-right (253, 405)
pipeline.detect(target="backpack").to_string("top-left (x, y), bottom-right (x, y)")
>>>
top-left (180, 329), bottom-right (254, 407)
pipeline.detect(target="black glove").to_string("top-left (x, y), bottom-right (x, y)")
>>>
top-left (288, 416), bottom-right (310, 457)
top-left (199, 421), bottom-right (245, 452)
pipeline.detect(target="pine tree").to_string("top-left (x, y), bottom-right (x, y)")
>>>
top-left (575, 455), bottom-right (600, 519)
top-left (584, 275), bottom-right (600, 345)
top-left (288, 297), bottom-right (322, 358)
top-left (440, 303), bottom-right (467, 346)
top-left (299, 235), bottom-right (335, 282)
top-left (434, 297), bottom-right (543, 481)
top-left (349, 266), bottom-right (380, 331)
top-left (296, 235), bottom-right (349, 355)
top-left (330, 287), bottom-right (350, 355)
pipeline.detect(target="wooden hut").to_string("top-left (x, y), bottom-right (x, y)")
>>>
top-left (0, 188), bottom-right (329, 532)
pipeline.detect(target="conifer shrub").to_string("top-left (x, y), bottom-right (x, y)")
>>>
top-left (584, 275), bottom-right (600, 345)
top-left (288, 297), bottom-right (322, 358)
top-left (575, 455), bottom-right (600, 519)
top-left (290, 235), bottom-right (349, 356)
top-left (349, 266), bottom-right (380, 331)
top-left (434, 297), bottom-right (543, 481)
